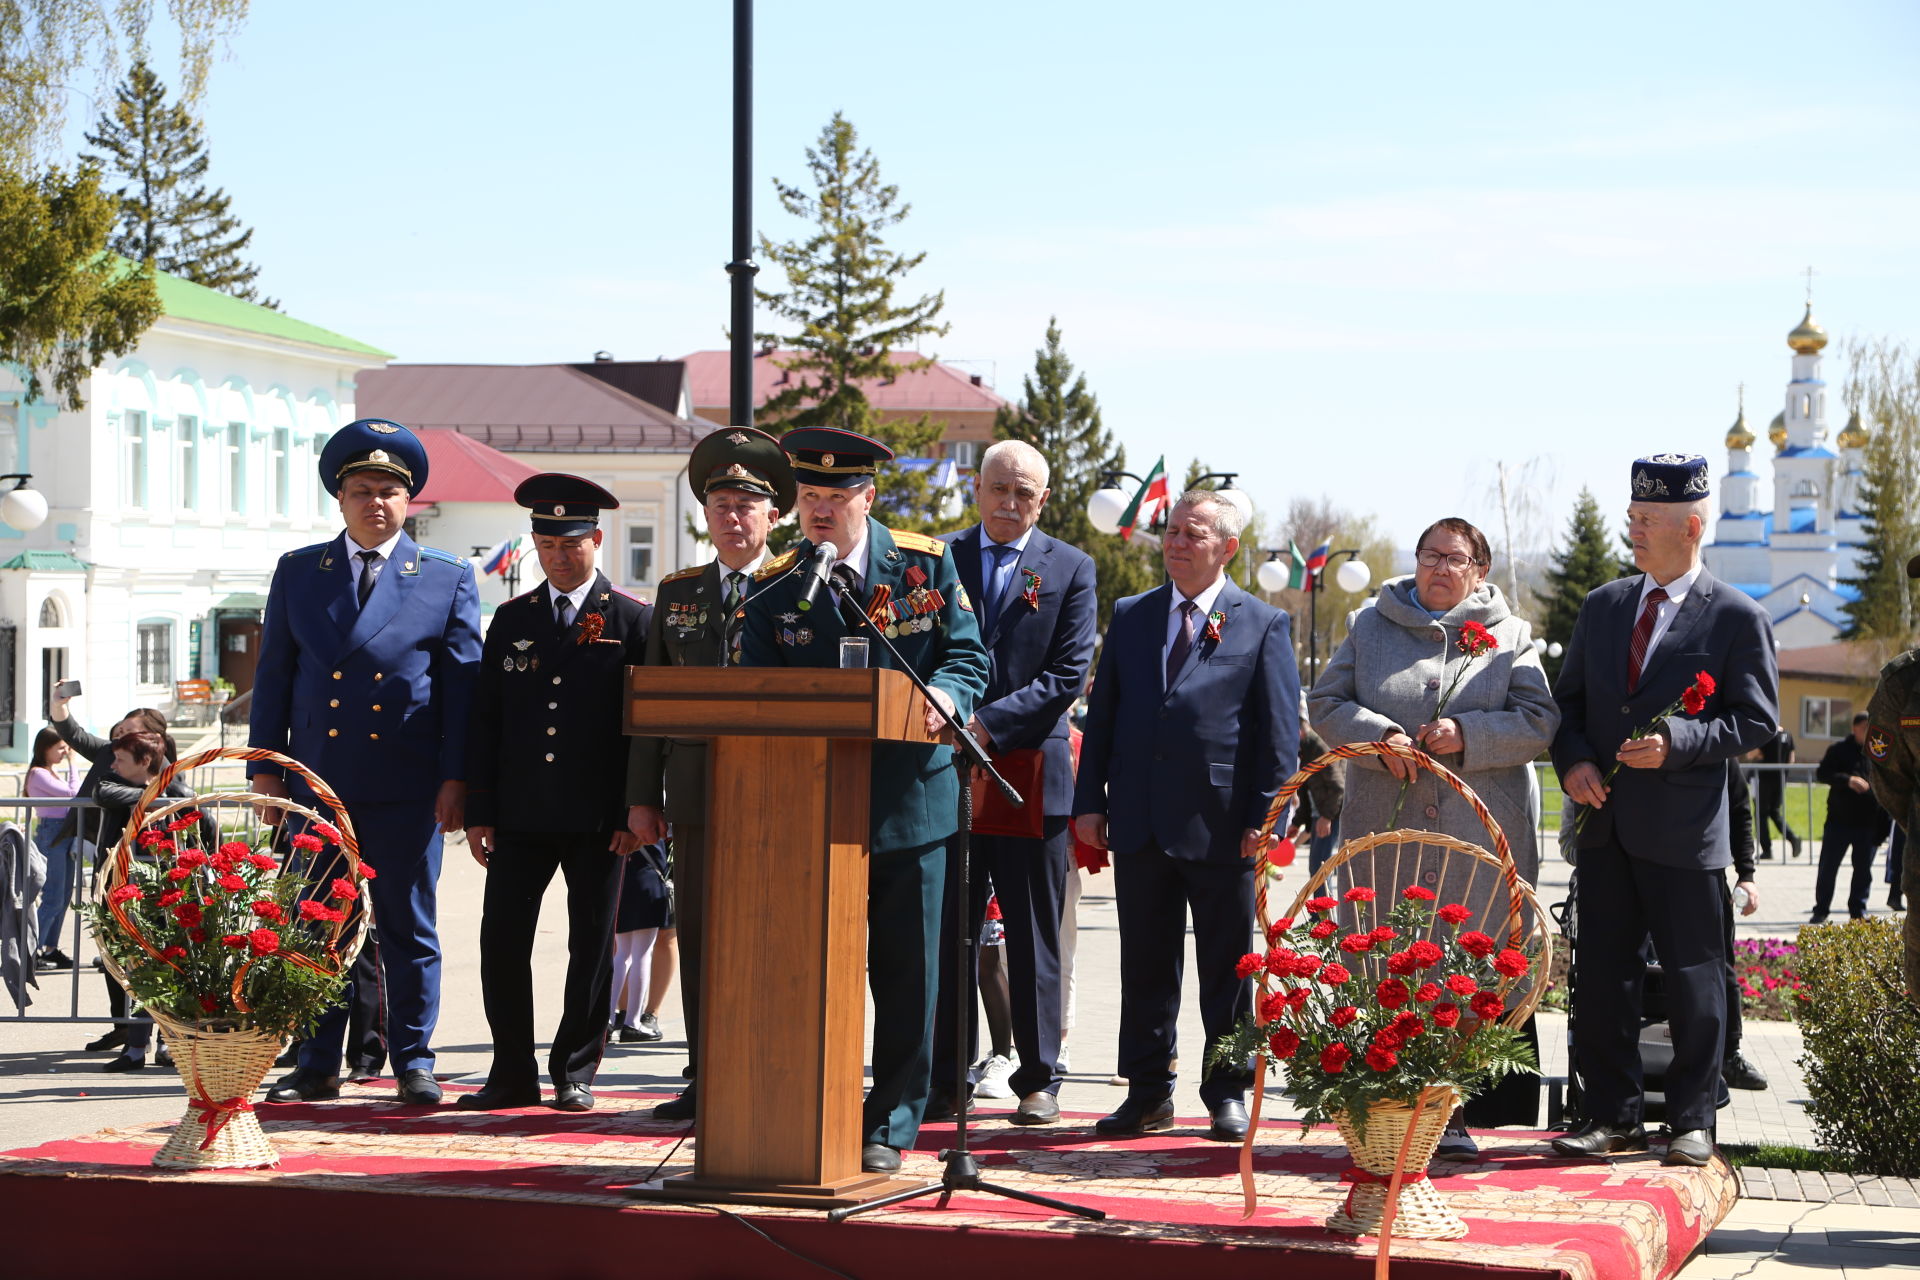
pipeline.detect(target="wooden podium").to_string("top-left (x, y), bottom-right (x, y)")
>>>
top-left (621, 666), bottom-right (937, 1208)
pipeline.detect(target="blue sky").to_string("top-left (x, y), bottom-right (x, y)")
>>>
top-left (101, 0), bottom-right (1920, 548)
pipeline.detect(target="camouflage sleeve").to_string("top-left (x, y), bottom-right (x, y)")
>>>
top-left (1867, 665), bottom-right (1916, 834)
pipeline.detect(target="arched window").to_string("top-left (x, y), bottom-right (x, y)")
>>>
top-left (1792, 479), bottom-right (1819, 499)
top-left (38, 597), bottom-right (62, 627)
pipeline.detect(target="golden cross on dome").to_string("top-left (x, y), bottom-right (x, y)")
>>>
top-left (1804, 265), bottom-right (1816, 305)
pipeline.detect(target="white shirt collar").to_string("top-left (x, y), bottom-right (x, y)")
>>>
top-left (834, 532), bottom-right (871, 586)
top-left (1639, 562), bottom-right (1702, 606)
top-left (550, 577), bottom-right (596, 613)
top-left (979, 524), bottom-right (1034, 554)
top-left (346, 529), bottom-right (404, 566)
top-left (715, 548), bottom-right (768, 578)
top-left (1172, 574), bottom-right (1230, 618)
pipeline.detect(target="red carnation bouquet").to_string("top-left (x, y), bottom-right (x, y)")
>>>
top-left (1566, 669), bottom-right (1716, 839)
top-left (91, 816), bottom-right (365, 1037)
top-left (1212, 884), bottom-right (1538, 1137)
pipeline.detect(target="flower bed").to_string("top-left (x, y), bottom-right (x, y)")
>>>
top-left (1732, 937), bottom-right (1809, 1021)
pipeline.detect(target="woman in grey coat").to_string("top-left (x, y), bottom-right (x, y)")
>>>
top-left (1309, 516), bottom-right (1559, 1143)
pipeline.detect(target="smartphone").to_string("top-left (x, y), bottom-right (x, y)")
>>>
top-left (53, 679), bottom-right (82, 699)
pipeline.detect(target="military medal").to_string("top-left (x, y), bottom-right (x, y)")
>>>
top-left (501, 656), bottom-right (514, 671)
top-left (513, 639), bottom-right (534, 651)
top-left (904, 566), bottom-right (928, 590)
top-left (778, 612), bottom-right (799, 624)
top-left (514, 656), bottom-right (528, 671)
top-left (796, 628), bottom-right (813, 645)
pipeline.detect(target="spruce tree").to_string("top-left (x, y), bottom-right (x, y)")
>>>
top-left (1540, 487), bottom-right (1631, 683)
top-left (0, 165), bottom-right (163, 409)
top-left (1839, 388), bottom-right (1920, 645)
top-left (992, 318), bottom-right (1156, 625)
top-left (757, 112), bottom-right (948, 529)
top-left (82, 59), bottom-right (276, 307)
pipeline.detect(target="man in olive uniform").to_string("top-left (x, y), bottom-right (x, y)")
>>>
top-left (738, 427), bottom-right (990, 1174)
top-left (1864, 551), bottom-right (1920, 1005)
top-left (461, 475), bottom-right (652, 1112)
top-left (626, 426), bottom-right (795, 1121)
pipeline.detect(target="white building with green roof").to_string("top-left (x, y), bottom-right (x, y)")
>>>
top-left (0, 269), bottom-right (390, 759)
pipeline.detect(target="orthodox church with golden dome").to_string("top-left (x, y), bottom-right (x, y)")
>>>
top-left (1704, 302), bottom-right (1870, 646)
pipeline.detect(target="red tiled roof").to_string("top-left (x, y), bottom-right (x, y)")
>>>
top-left (1777, 642), bottom-right (1879, 680)
top-left (413, 429), bottom-right (543, 506)
top-left (680, 349), bottom-right (1007, 417)
top-left (357, 364), bottom-right (711, 453)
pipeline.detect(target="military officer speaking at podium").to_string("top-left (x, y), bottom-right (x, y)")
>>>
top-left (462, 475), bottom-right (652, 1112)
top-left (625, 426), bottom-right (796, 1122)
top-left (250, 419), bottom-right (482, 1106)
top-left (737, 427), bottom-right (990, 1175)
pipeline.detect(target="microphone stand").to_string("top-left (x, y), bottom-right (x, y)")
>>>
top-left (821, 573), bottom-right (1104, 1224)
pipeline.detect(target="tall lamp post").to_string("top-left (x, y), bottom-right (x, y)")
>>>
top-left (1257, 547), bottom-right (1370, 688)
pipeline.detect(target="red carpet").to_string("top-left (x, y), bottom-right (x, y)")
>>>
top-left (0, 1086), bottom-right (1732, 1280)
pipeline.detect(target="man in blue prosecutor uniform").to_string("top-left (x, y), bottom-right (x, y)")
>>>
top-left (737, 427), bottom-right (989, 1174)
top-left (1073, 490), bottom-right (1299, 1143)
top-left (251, 419), bottom-right (481, 1106)
top-left (929, 440), bottom-right (1096, 1125)
top-left (1551, 453), bottom-right (1778, 1167)
top-left (461, 475), bottom-right (652, 1112)
top-left (625, 425), bottom-right (796, 1122)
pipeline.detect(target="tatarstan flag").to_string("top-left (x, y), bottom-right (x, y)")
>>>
top-left (1290, 541), bottom-right (1330, 591)
top-left (1117, 456), bottom-right (1168, 542)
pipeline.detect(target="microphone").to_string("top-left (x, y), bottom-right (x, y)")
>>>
top-left (795, 539), bottom-right (838, 613)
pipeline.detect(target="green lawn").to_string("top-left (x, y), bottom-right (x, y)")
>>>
top-left (1533, 766), bottom-right (1828, 845)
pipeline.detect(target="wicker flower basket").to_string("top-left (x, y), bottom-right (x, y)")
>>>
top-left (147, 1015), bottom-right (285, 1170)
top-left (93, 748), bottom-right (366, 1171)
top-left (1326, 1086), bottom-right (1467, 1240)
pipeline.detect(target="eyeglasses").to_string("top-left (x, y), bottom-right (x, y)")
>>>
top-left (1415, 549), bottom-right (1479, 571)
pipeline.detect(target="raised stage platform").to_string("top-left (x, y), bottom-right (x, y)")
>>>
top-left (0, 1086), bottom-right (1733, 1280)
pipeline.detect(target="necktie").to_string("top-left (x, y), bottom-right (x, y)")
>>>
top-left (1165, 600), bottom-right (1198, 688)
top-left (723, 570), bottom-right (746, 615)
top-left (555, 595), bottom-right (573, 630)
top-left (981, 544), bottom-right (1014, 635)
top-left (356, 550), bottom-right (380, 609)
top-left (1626, 587), bottom-right (1668, 692)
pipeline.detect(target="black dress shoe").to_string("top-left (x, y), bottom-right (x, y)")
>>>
top-left (1664, 1128), bottom-right (1715, 1167)
top-left (1011, 1091), bottom-right (1061, 1125)
top-left (652, 1088), bottom-right (696, 1121)
top-left (1550, 1122), bottom-right (1649, 1157)
top-left (265, 1068), bottom-right (341, 1103)
top-left (154, 1043), bottom-right (174, 1069)
top-left (1094, 1095), bottom-right (1175, 1136)
top-left (85, 1027), bottom-right (130, 1053)
top-left (1810, 911), bottom-right (1829, 925)
top-left (861, 1143), bottom-right (902, 1173)
top-left (553, 1082), bottom-right (594, 1112)
top-left (1722, 1050), bottom-right (1770, 1091)
top-left (396, 1068), bottom-right (443, 1105)
top-left (35, 947), bottom-right (73, 970)
top-left (1206, 1098), bottom-right (1249, 1142)
top-left (102, 1052), bottom-right (145, 1072)
top-left (455, 1081), bottom-right (541, 1111)
top-left (344, 1061), bottom-right (383, 1085)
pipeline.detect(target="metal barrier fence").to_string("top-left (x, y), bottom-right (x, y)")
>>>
top-left (4, 758), bottom-right (257, 1024)
top-left (1530, 761), bottom-right (1827, 861)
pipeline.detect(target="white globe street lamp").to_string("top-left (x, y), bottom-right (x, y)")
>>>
top-left (1255, 551), bottom-right (1291, 595)
top-left (1334, 558), bottom-right (1371, 595)
top-left (1086, 484), bottom-right (1131, 536)
top-left (0, 476), bottom-right (48, 532)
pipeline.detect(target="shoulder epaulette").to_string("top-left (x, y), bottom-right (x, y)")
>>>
top-left (506, 587), bottom-right (543, 607)
top-left (888, 529), bottom-right (946, 556)
top-left (1882, 650), bottom-right (1920, 679)
top-left (611, 584), bottom-right (650, 605)
top-left (661, 565), bottom-right (705, 585)
top-left (280, 542), bottom-right (328, 560)
top-left (419, 546), bottom-right (466, 567)
top-left (756, 548), bottom-right (801, 582)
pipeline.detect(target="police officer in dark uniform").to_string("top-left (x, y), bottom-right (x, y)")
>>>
top-left (625, 426), bottom-right (794, 1121)
top-left (461, 475), bottom-right (652, 1112)
top-left (737, 427), bottom-right (990, 1174)
top-left (254, 420), bottom-right (482, 1107)
top-left (1866, 552), bottom-right (1920, 1003)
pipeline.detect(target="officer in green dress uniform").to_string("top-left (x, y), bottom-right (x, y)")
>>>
top-left (461, 474), bottom-right (653, 1113)
top-left (737, 427), bottom-right (990, 1173)
top-left (1865, 551), bottom-right (1920, 1003)
top-left (625, 426), bottom-right (795, 1120)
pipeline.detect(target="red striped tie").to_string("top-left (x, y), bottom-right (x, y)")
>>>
top-left (1626, 587), bottom-right (1668, 692)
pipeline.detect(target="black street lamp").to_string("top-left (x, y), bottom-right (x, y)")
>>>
top-left (726, 0), bottom-right (758, 429)
top-left (1085, 469), bottom-right (1252, 539)
top-left (471, 544), bottom-right (522, 600)
top-left (1255, 547), bottom-right (1371, 688)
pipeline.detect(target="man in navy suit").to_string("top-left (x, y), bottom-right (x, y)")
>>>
top-left (250, 419), bottom-right (482, 1106)
top-left (1073, 491), bottom-right (1299, 1141)
top-left (930, 440), bottom-right (1097, 1125)
top-left (1551, 453), bottom-right (1778, 1167)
